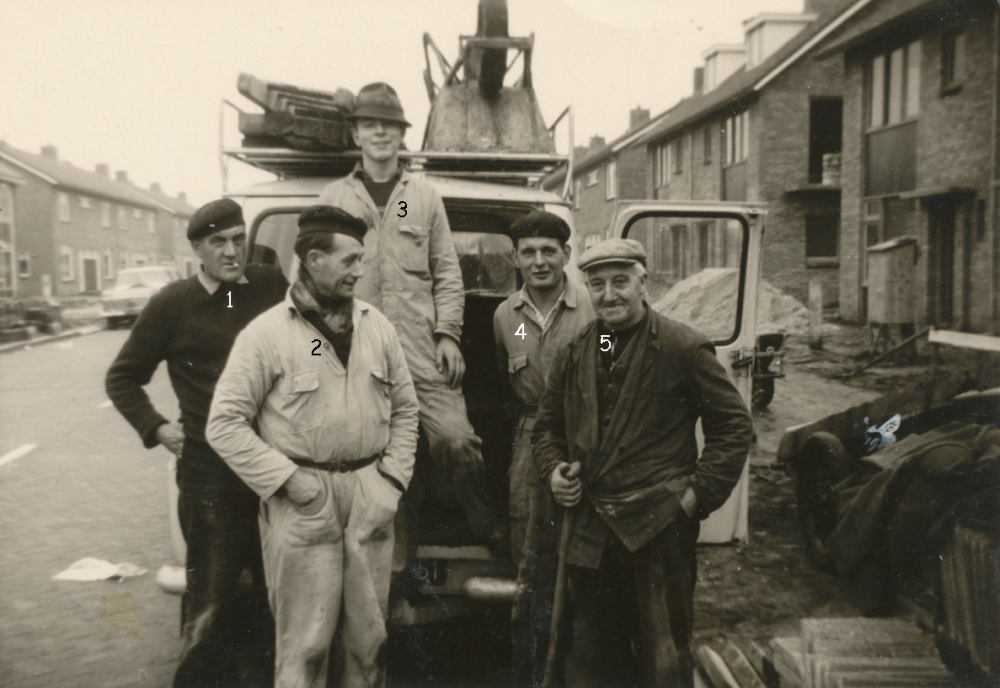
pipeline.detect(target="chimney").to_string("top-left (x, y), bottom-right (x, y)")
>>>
top-left (177, 192), bottom-right (187, 203)
top-left (115, 170), bottom-right (129, 183)
top-left (589, 135), bottom-right (606, 154)
top-left (95, 163), bottom-right (109, 177)
top-left (40, 145), bottom-right (58, 160)
top-left (151, 182), bottom-right (162, 193)
top-left (693, 67), bottom-right (704, 96)
top-left (804, 0), bottom-right (833, 14)
top-left (573, 145), bottom-right (589, 161)
top-left (629, 107), bottom-right (650, 130)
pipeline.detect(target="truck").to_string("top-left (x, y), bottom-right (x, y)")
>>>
top-left (190, 0), bottom-right (769, 629)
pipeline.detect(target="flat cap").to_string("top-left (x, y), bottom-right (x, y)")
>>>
top-left (188, 198), bottom-right (244, 241)
top-left (577, 238), bottom-right (647, 271)
top-left (508, 211), bottom-right (571, 245)
top-left (297, 205), bottom-right (367, 246)
top-left (348, 82), bottom-right (411, 128)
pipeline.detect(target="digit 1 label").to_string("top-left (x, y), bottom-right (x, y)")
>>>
top-left (515, 323), bottom-right (526, 340)
top-left (227, 291), bottom-right (232, 308)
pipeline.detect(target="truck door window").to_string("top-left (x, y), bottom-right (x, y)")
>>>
top-left (451, 232), bottom-right (516, 295)
top-left (623, 215), bottom-right (747, 344)
top-left (250, 210), bottom-right (302, 282)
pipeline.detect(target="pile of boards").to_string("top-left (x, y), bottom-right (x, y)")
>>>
top-left (941, 525), bottom-right (1000, 676)
top-left (236, 73), bottom-right (356, 151)
top-left (696, 618), bottom-right (971, 688)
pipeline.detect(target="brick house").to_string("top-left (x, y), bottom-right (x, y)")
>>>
top-left (0, 160), bottom-right (25, 297)
top-left (544, 107), bottom-right (657, 252)
top-left (813, 0), bottom-right (999, 332)
top-left (0, 142), bottom-right (179, 298)
top-left (622, 0), bottom-right (857, 308)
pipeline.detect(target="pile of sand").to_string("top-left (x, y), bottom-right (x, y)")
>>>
top-left (651, 268), bottom-right (809, 340)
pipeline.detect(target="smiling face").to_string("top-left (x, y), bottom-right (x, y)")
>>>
top-left (191, 225), bottom-right (247, 283)
top-left (306, 234), bottom-right (365, 301)
top-left (585, 263), bottom-right (647, 330)
top-left (515, 237), bottom-right (570, 293)
top-left (351, 118), bottom-right (403, 164)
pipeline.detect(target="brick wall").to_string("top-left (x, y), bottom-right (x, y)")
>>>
top-left (13, 177), bottom-right (55, 297)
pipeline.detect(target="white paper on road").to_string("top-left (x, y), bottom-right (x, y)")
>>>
top-left (0, 444), bottom-right (36, 468)
top-left (53, 557), bottom-right (148, 581)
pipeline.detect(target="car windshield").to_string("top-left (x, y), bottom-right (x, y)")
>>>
top-left (117, 268), bottom-right (174, 287)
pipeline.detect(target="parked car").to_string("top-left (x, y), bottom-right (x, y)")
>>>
top-left (102, 265), bottom-right (180, 329)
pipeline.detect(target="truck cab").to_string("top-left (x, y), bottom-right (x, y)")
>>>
top-left (228, 164), bottom-right (765, 625)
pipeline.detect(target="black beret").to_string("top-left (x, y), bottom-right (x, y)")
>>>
top-left (508, 211), bottom-right (571, 245)
top-left (297, 205), bottom-right (367, 246)
top-left (188, 198), bottom-right (244, 241)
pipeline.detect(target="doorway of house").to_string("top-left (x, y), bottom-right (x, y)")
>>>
top-left (927, 199), bottom-right (956, 326)
top-left (83, 257), bottom-right (99, 293)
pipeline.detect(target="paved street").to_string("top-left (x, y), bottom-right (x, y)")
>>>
top-left (1, 330), bottom-right (181, 688)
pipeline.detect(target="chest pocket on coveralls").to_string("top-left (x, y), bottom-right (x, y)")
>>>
top-left (395, 224), bottom-right (430, 276)
top-left (285, 370), bottom-right (324, 432)
top-left (370, 370), bottom-right (392, 426)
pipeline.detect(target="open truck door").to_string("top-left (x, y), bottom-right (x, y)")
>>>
top-left (609, 201), bottom-right (765, 543)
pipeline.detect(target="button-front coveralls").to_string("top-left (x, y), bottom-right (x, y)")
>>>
top-left (493, 276), bottom-right (594, 685)
top-left (319, 167), bottom-right (495, 538)
top-left (207, 295), bottom-right (419, 688)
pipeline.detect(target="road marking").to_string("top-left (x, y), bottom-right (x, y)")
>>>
top-left (0, 444), bottom-right (37, 468)
top-left (99, 400), bottom-right (113, 408)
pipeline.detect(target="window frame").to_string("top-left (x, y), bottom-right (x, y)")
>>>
top-left (867, 39), bottom-right (921, 131)
top-left (101, 202), bottom-right (111, 228)
top-left (605, 161), bottom-right (617, 201)
top-left (147, 210), bottom-right (156, 234)
top-left (59, 245), bottom-right (74, 281)
top-left (18, 252), bottom-right (30, 277)
top-left (941, 29), bottom-right (966, 95)
top-left (703, 126), bottom-right (712, 164)
top-left (805, 212), bottom-right (840, 266)
top-left (57, 192), bottom-right (71, 222)
top-left (117, 206), bottom-right (127, 230)
top-left (585, 170), bottom-right (599, 188)
top-left (672, 137), bottom-right (683, 174)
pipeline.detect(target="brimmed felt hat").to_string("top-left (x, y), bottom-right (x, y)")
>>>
top-left (297, 205), bottom-right (367, 246)
top-left (188, 198), bottom-right (244, 241)
top-left (577, 238), bottom-right (647, 271)
top-left (348, 82), bottom-right (411, 128)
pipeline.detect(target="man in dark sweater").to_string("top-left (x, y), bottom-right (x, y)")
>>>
top-left (105, 198), bottom-right (287, 688)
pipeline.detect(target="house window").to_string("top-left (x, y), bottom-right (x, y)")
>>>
top-left (58, 192), bottom-right (70, 222)
top-left (654, 143), bottom-right (670, 187)
top-left (703, 126), bottom-right (712, 164)
top-left (117, 206), bottom-right (127, 230)
top-left (147, 211), bottom-right (156, 234)
top-left (573, 180), bottom-right (581, 210)
top-left (672, 138), bottom-right (683, 174)
top-left (806, 214), bottom-right (839, 264)
top-left (79, 196), bottom-right (92, 209)
top-left (868, 40), bottom-right (921, 129)
top-left (18, 253), bottom-right (30, 277)
top-left (584, 234), bottom-right (601, 250)
top-left (942, 30), bottom-right (966, 93)
top-left (103, 248), bottom-right (114, 278)
top-left (60, 245), bottom-right (74, 281)
top-left (605, 161), bottom-right (617, 200)
top-left (724, 111), bottom-right (749, 165)
top-left (585, 170), bottom-right (599, 187)
top-left (102, 202), bottom-right (111, 228)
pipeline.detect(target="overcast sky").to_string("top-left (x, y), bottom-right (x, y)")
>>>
top-left (0, 0), bottom-right (804, 207)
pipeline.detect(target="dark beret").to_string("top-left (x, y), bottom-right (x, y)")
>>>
top-left (577, 238), bottom-right (647, 271)
top-left (188, 198), bottom-right (244, 241)
top-left (508, 211), bottom-right (571, 245)
top-left (297, 205), bottom-right (367, 246)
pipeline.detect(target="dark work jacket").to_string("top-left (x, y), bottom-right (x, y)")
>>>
top-left (532, 306), bottom-right (753, 567)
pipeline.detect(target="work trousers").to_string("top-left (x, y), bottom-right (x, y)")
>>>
top-left (414, 380), bottom-right (495, 537)
top-left (568, 512), bottom-right (700, 688)
top-left (174, 450), bottom-right (275, 688)
top-left (259, 462), bottom-right (399, 688)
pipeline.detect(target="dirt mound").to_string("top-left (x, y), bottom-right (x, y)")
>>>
top-left (651, 268), bottom-right (808, 339)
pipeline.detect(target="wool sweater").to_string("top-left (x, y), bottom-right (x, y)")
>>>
top-left (106, 265), bottom-right (288, 461)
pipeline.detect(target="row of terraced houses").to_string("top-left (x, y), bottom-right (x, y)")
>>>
top-left (547, 0), bottom-right (999, 333)
top-left (0, 142), bottom-right (197, 299)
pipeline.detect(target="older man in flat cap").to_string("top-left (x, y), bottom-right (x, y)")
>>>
top-left (319, 82), bottom-right (502, 551)
top-left (208, 205), bottom-right (420, 688)
top-left (532, 239), bottom-right (753, 688)
top-left (492, 211), bottom-right (594, 685)
top-left (106, 198), bottom-right (287, 687)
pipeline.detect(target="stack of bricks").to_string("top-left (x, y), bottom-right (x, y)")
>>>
top-left (765, 618), bottom-right (968, 688)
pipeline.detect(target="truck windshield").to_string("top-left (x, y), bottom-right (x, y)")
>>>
top-left (117, 268), bottom-right (175, 287)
